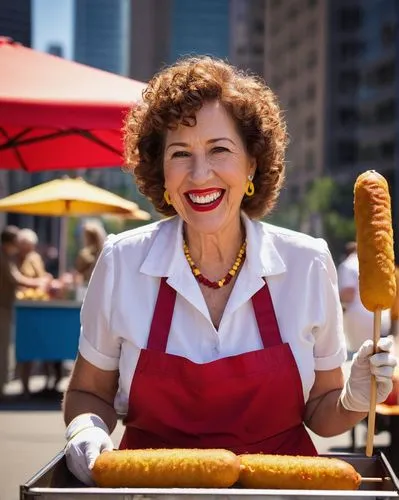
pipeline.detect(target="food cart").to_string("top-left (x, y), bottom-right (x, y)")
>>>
top-left (15, 299), bottom-right (81, 363)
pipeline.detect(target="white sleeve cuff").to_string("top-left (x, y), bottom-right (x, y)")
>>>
top-left (79, 334), bottom-right (119, 371)
top-left (65, 413), bottom-right (110, 441)
top-left (314, 347), bottom-right (347, 371)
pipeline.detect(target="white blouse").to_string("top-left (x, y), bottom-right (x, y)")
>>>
top-left (79, 213), bottom-right (347, 415)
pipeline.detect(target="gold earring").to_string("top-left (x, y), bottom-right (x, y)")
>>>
top-left (245, 176), bottom-right (255, 197)
top-left (164, 190), bottom-right (172, 205)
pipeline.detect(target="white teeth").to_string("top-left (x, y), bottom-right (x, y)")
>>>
top-left (188, 191), bottom-right (222, 204)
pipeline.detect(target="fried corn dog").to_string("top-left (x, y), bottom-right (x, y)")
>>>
top-left (92, 448), bottom-right (241, 488)
top-left (239, 454), bottom-right (361, 490)
top-left (354, 170), bottom-right (396, 312)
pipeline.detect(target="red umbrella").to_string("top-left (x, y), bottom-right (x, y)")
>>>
top-left (0, 37), bottom-right (146, 172)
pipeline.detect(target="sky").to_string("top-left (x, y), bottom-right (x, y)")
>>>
top-left (32, 0), bottom-right (74, 59)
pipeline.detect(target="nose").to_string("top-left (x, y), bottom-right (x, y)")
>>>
top-left (190, 154), bottom-right (213, 184)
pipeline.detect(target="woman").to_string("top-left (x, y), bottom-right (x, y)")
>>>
top-left (63, 57), bottom-right (397, 485)
top-left (16, 228), bottom-right (51, 397)
top-left (75, 221), bottom-right (107, 286)
top-left (390, 264), bottom-right (399, 338)
top-left (17, 228), bottom-right (46, 282)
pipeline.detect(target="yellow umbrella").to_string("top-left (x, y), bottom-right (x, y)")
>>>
top-left (0, 177), bottom-right (150, 217)
top-left (0, 177), bottom-right (151, 273)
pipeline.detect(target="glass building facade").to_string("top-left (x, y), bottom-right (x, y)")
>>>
top-left (74, 0), bottom-right (130, 75)
top-left (170, 0), bottom-right (230, 62)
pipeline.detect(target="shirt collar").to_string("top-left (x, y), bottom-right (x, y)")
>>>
top-left (241, 212), bottom-right (287, 277)
top-left (140, 213), bottom-right (286, 279)
top-left (140, 216), bottom-right (184, 278)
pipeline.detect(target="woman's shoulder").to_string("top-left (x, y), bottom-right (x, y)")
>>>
top-left (104, 216), bottom-right (179, 254)
top-left (254, 219), bottom-right (330, 257)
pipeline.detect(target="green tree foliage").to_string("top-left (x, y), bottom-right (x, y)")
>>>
top-left (266, 177), bottom-right (356, 262)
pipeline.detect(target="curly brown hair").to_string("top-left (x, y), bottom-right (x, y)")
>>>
top-left (123, 56), bottom-right (288, 218)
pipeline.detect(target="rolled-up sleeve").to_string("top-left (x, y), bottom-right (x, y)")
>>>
top-left (78, 237), bottom-right (120, 370)
top-left (313, 243), bottom-right (347, 371)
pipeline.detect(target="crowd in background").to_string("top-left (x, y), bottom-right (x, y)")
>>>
top-left (0, 220), bottom-right (107, 400)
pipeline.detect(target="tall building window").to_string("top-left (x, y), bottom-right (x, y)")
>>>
top-left (288, 95), bottom-right (298, 109)
top-left (252, 19), bottom-right (264, 34)
top-left (305, 150), bottom-right (315, 171)
top-left (306, 49), bottom-right (318, 69)
top-left (287, 65), bottom-right (298, 78)
top-left (338, 7), bottom-right (363, 31)
top-left (338, 141), bottom-right (358, 163)
top-left (339, 108), bottom-right (358, 126)
top-left (376, 100), bottom-right (396, 123)
top-left (381, 22), bottom-right (396, 46)
top-left (287, 3), bottom-right (299, 20)
top-left (306, 116), bottom-right (316, 139)
top-left (307, 19), bottom-right (317, 37)
top-left (376, 62), bottom-right (395, 86)
top-left (306, 83), bottom-right (316, 101)
top-left (340, 41), bottom-right (365, 61)
top-left (289, 185), bottom-right (300, 202)
top-left (380, 141), bottom-right (395, 160)
top-left (338, 70), bottom-right (360, 93)
top-left (359, 145), bottom-right (378, 162)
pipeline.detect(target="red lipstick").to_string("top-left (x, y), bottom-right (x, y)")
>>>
top-left (185, 189), bottom-right (225, 212)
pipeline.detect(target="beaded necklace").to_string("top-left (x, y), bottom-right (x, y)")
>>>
top-left (183, 240), bottom-right (247, 289)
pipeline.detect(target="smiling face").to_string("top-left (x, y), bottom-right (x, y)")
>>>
top-left (163, 100), bottom-right (255, 235)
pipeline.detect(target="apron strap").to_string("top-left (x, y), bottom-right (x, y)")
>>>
top-left (251, 279), bottom-right (283, 347)
top-left (147, 277), bottom-right (283, 352)
top-left (147, 277), bottom-right (177, 351)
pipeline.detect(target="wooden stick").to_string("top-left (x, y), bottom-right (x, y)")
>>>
top-left (366, 308), bottom-right (381, 457)
top-left (361, 477), bottom-right (386, 483)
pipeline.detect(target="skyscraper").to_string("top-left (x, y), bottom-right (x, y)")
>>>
top-left (265, 0), bottom-right (327, 205)
top-left (263, 0), bottom-right (398, 250)
top-left (129, 0), bottom-right (263, 82)
top-left (0, 0), bottom-right (31, 47)
top-left (170, 0), bottom-right (230, 62)
top-left (230, 0), bottom-right (266, 77)
top-left (74, 0), bottom-right (130, 75)
top-left (0, 0), bottom-right (32, 230)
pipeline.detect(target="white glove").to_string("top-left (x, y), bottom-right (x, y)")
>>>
top-left (64, 413), bottom-right (114, 486)
top-left (341, 337), bottom-right (397, 412)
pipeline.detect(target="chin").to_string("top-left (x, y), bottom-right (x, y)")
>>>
top-left (184, 211), bottom-right (236, 236)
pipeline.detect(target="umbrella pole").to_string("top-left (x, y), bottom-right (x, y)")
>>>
top-left (59, 216), bottom-right (68, 276)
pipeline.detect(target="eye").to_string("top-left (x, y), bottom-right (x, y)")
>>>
top-left (171, 151), bottom-right (191, 158)
top-left (211, 146), bottom-right (229, 154)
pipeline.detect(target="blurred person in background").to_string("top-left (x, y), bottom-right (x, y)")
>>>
top-left (74, 221), bottom-right (106, 298)
top-left (16, 228), bottom-right (58, 396)
top-left (0, 226), bottom-right (48, 399)
top-left (338, 241), bottom-right (391, 358)
top-left (62, 56), bottom-right (396, 485)
top-left (17, 228), bottom-right (47, 282)
top-left (390, 262), bottom-right (399, 339)
top-left (44, 245), bottom-right (60, 279)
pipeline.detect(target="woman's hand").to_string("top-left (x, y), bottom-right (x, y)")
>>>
top-left (340, 337), bottom-right (397, 412)
top-left (65, 413), bottom-right (114, 485)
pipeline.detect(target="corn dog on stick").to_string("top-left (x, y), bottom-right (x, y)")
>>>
top-left (354, 170), bottom-right (396, 312)
top-left (354, 170), bottom-right (396, 457)
top-left (239, 454), bottom-right (361, 490)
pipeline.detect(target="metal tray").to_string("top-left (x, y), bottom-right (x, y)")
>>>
top-left (20, 451), bottom-right (399, 500)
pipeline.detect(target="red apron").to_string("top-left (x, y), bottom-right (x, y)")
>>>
top-left (120, 277), bottom-right (317, 455)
